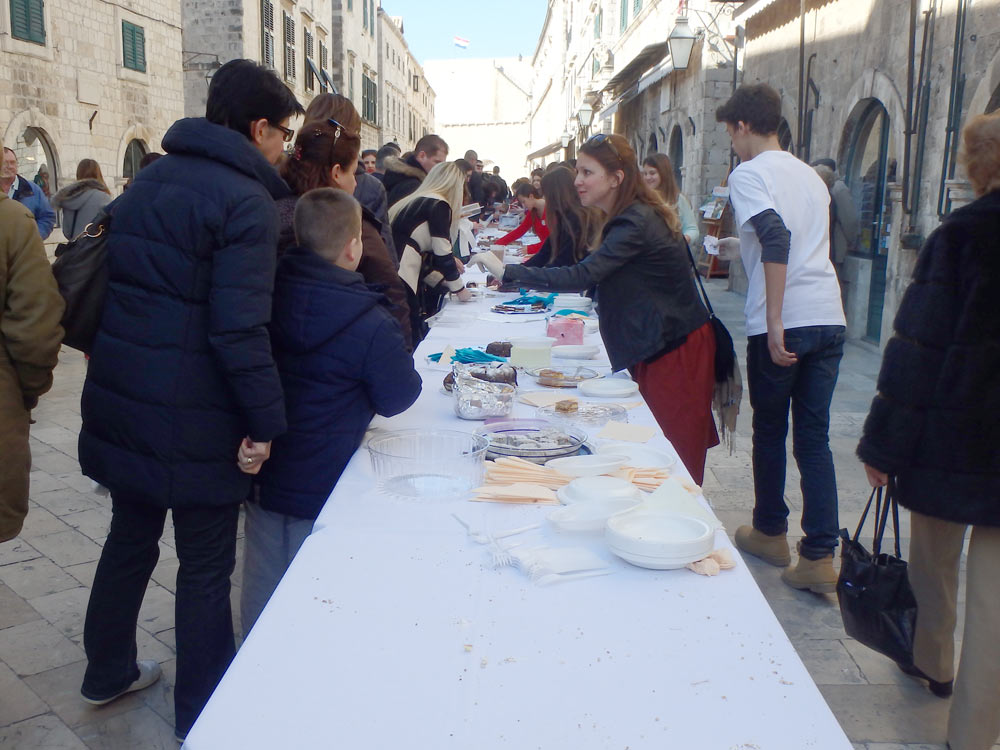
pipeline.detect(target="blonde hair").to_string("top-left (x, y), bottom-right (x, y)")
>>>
top-left (960, 111), bottom-right (1000, 197)
top-left (388, 160), bottom-right (465, 234)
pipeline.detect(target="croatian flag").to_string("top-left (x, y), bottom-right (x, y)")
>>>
top-left (453, 36), bottom-right (470, 49)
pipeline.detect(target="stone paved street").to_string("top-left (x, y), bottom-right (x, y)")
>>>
top-left (0, 280), bottom-right (994, 750)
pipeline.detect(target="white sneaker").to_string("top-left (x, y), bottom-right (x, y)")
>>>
top-left (81, 660), bottom-right (162, 705)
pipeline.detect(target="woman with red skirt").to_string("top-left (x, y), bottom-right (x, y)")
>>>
top-left (472, 134), bottom-right (717, 484)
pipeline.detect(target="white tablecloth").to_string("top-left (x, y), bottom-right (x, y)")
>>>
top-left (185, 267), bottom-right (852, 750)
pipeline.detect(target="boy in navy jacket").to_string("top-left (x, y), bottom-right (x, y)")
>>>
top-left (241, 188), bottom-right (422, 635)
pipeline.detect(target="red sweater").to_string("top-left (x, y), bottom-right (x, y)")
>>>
top-left (495, 210), bottom-right (548, 254)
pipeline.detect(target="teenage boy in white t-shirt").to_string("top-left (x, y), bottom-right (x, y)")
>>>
top-left (716, 84), bottom-right (847, 593)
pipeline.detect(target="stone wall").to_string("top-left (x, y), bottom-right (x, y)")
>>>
top-left (736, 0), bottom-right (1000, 344)
top-left (1, 0), bottom-right (184, 224)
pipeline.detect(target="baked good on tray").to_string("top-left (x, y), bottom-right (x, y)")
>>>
top-left (486, 341), bottom-right (512, 357)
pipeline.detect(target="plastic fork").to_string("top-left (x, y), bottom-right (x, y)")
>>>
top-left (451, 514), bottom-right (541, 544)
top-left (534, 569), bottom-right (614, 586)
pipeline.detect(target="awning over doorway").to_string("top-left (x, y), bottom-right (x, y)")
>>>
top-left (526, 140), bottom-right (563, 161)
top-left (603, 42), bottom-right (668, 96)
top-left (638, 58), bottom-right (674, 93)
top-left (598, 85), bottom-right (640, 122)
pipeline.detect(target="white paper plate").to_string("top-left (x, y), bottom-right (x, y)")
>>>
top-left (552, 345), bottom-right (600, 359)
top-left (545, 454), bottom-right (629, 477)
top-left (578, 378), bottom-right (639, 398)
top-left (557, 476), bottom-right (639, 504)
top-left (595, 443), bottom-right (677, 470)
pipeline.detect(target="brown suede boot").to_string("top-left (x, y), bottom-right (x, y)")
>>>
top-left (734, 525), bottom-right (792, 567)
top-left (781, 551), bottom-right (838, 594)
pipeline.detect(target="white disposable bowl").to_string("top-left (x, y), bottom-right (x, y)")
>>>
top-left (605, 511), bottom-right (714, 559)
top-left (558, 475), bottom-right (639, 504)
top-left (548, 497), bottom-right (642, 532)
top-left (606, 544), bottom-right (706, 570)
top-left (552, 345), bottom-right (600, 360)
top-left (546, 454), bottom-right (629, 477)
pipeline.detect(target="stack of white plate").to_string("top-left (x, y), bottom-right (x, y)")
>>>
top-left (605, 511), bottom-right (714, 569)
top-left (552, 295), bottom-right (594, 312)
top-left (556, 475), bottom-right (639, 505)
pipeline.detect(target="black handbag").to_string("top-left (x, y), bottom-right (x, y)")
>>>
top-left (837, 481), bottom-right (917, 668)
top-left (684, 241), bottom-right (737, 383)
top-left (51, 210), bottom-right (111, 355)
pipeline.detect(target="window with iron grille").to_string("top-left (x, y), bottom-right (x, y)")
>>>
top-left (619, 0), bottom-right (627, 32)
top-left (594, 8), bottom-right (602, 39)
top-left (10, 0), bottom-right (45, 44)
top-left (283, 12), bottom-right (296, 81)
top-left (261, 0), bottom-right (275, 68)
top-left (122, 21), bottom-right (146, 73)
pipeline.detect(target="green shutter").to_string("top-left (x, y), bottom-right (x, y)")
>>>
top-left (633, 0), bottom-right (642, 14)
top-left (11, 0), bottom-right (46, 45)
top-left (122, 21), bottom-right (147, 72)
top-left (619, 0), bottom-right (627, 32)
top-left (594, 9), bottom-right (601, 39)
top-left (362, 0), bottom-right (367, 30)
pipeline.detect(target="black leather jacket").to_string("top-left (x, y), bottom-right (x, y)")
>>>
top-left (504, 202), bottom-right (708, 372)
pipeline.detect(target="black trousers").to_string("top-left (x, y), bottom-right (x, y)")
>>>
top-left (81, 493), bottom-right (240, 735)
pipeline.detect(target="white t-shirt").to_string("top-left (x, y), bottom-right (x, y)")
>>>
top-left (728, 150), bottom-right (846, 336)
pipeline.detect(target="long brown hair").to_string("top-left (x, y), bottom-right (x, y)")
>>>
top-left (540, 167), bottom-right (600, 264)
top-left (514, 182), bottom-right (543, 217)
top-left (76, 158), bottom-right (110, 194)
top-left (579, 134), bottom-right (680, 235)
top-left (642, 153), bottom-right (679, 206)
top-left (280, 118), bottom-right (362, 196)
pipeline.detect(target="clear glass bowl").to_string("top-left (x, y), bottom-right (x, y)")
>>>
top-left (476, 418), bottom-right (588, 464)
top-left (536, 402), bottom-right (628, 428)
top-left (367, 429), bottom-right (489, 498)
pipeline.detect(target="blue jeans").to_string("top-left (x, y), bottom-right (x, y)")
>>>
top-left (747, 325), bottom-right (845, 559)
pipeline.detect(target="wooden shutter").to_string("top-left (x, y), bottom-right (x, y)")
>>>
top-left (283, 13), bottom-right (296, 81)
top-left (261, 0), bottom-right (274, 68)
top-left (122, 21), bottom-right (146, 73)
top-left (11, 0), bottom-right (46, 44)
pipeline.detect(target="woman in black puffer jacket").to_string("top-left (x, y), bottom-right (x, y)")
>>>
top-left (858, 111), bottom-right (1000, 750)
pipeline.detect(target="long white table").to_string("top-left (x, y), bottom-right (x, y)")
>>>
top-left (185, 261), bottom-right (853, 749)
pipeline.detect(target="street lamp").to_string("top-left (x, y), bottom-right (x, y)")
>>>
top-left (667, 16), bottom-right (697, 71)
top-left (576, 102), bottom-right (594, 131)
top-left (560, 131), bottom-right (572, 149)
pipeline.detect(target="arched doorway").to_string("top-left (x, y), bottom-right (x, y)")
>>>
top-left (9, 126), bottom-right (59, 197)
top-left (845, 99), bottom-right (896, 342)
top-left (648, 131), bottom-right (658, 154)
top-left (123, 139), bottom-right (148, 183)
top-left (668, 125), bottom-right (683, 191)
top-left (777, 118), bottom-right (793, 152)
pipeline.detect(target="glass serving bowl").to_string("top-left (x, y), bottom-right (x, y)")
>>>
top-left (475, 418), bottom-right (588, 464)
top-left (367, 429), bottom-right (489, 498)
top-left (536, 402), bottom-right (628, 428)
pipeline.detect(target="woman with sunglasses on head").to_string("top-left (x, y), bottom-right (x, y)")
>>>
top-left (493, 182), bottom-right (549, 255)
top-left (642, 153), bottom-right (700, 245)
top-left (388, 161), bottom-right (472, 344)
top-left (523, 166), bottom-right (601, 269)
top-left (305, 94), bottom-right (397, 264)
top-left (472, 134), bottom-right (718, 484)
top-left (278, 117), bottom-right (412, 349)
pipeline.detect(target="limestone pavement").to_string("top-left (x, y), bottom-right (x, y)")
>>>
top-left (0, 280), bottom-right (993, 749)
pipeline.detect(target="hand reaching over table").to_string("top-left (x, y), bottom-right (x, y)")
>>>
top-left (470, 251), bottom-right (504, 279)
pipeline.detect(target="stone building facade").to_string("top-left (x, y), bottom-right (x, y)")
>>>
top-left (378, 12), bottom-right (434, 151)
top-left (182, 0), bottom-right (334, 121)
top-left (329, 0), bottom-right (379, 148)
top-left (526, 0), bottom-right (738, 233)
top-left (1, 0), bottom-right (185, 218)
top-left (423, 57), bottom-right (531, 179)
top-left (735, 0), bottom-right (1000, 345)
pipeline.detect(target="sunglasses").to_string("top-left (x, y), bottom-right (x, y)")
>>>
top-left (586, 133), bottom-right (623, 164)
top-left (270, 122), bottom-right (295, 142)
